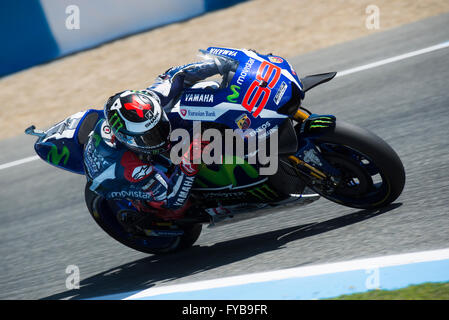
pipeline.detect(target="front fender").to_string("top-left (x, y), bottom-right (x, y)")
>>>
top-left (29, 109), bottom-right (103, 174)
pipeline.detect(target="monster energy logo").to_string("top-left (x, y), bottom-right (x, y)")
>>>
top-left (201, 183), bottom-right (278, 201)
top-left (194, 156), bottom-right (278, 201)
top-left (109, 112), bottom-right (124, 132)
top-left (247, 184), bottom-right (278, 201)
top-left (47, 145), bottom-right (70, 165)
top-left (309, 117), bottom-right (334, 129)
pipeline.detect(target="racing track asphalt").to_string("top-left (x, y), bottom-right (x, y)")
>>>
top-left (1, 12), bottom-right (448, 299)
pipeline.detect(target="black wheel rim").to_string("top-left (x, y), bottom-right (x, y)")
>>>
top-left (314, 142), bottom-right (391, 208)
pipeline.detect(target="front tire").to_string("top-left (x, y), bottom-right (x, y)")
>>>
top-left (84, 183), bottom-right (202, 254)
top-left (311, 121), bottom-right (405, 209)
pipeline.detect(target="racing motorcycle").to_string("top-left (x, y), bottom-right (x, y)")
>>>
top-left (25, 47), bottom-right (405, 254)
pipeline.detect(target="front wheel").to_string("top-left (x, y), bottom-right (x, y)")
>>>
top-left (309, 121), bottom-right (405, 209)
top-left (84, 183), bottom-right (202, 254)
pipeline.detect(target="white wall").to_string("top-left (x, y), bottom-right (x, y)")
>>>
top-left (40, 0), bottom-right (205, 56)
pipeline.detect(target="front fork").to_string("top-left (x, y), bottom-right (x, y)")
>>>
top-left (289, 108), bottom-right (341, 193)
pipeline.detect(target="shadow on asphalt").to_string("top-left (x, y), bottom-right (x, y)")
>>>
top-left (42, 203), bottom-right (402, 300)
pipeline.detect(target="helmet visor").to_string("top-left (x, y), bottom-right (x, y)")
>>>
top-left (114, 116), bottom-right (171, 154)
top-left (141, 119), bottom-right (171, 148)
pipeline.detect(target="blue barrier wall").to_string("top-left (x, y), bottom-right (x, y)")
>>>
top-left (0, 0), bottom-right (247, 78)
top-left (0, 1), bottom-right (59, 77)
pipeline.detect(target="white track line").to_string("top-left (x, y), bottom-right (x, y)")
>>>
top-left (125, 247), bottom-right (449, 299)
top-left (336, 41), bottom-right (449, 77)
top-left (0, 155), bottom-right (40, 171)
top-left (1, 40), bottom-right (449, 172)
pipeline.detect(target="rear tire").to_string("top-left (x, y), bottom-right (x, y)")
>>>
top-left (84, 183), bottom-right (202, 254)
top-left (311, 121), bottom-right (405, 209)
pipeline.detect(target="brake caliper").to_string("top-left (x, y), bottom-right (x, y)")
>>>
top-left (289, 141), bottom-right (341, 194)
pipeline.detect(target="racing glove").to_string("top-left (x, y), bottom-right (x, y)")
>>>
top-left (179, 136), bottom-right (210, 176)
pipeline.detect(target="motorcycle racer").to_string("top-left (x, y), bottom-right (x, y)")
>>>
top-left (83, 55), bottom-right (239, 221)
top-left (83, 51), bottom-right (336, 221)
top-left (24, 46), bottom-right (405, 255)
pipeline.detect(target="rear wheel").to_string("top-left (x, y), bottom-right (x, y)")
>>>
top-left (309, 121), bottom-right (405, 209)
top-left (84, 183), bottom-right (202, 254)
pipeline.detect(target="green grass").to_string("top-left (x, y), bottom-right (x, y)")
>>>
top-left (329, 282), bottom-right (449, 300)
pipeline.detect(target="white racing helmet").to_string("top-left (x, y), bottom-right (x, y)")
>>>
top-left (104, 90), bottom-right (171, 155)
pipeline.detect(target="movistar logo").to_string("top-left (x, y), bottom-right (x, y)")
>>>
top-left (236, 58), bottom-right (255, 85)
top-left (47, 145), bottom-right (70, 166)
top-left (110, 190), bottom-right (152, 200)
top-left (227, 85), bottom-right (241, 103)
